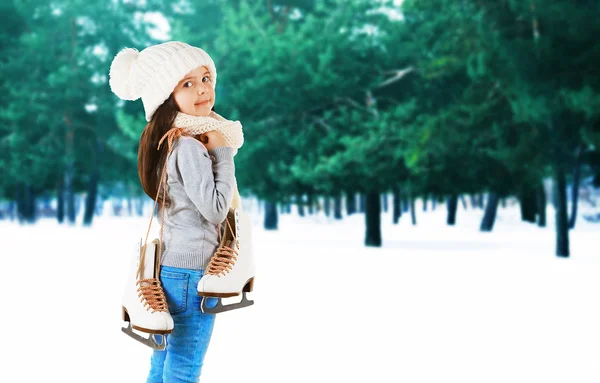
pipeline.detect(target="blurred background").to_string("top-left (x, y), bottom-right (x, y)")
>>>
top-left (2, 1), bottom-right (600, 381)
top-left (1, 0), bottom-right (600, 255)
top-left (1, 0), bottom-right (599, 256)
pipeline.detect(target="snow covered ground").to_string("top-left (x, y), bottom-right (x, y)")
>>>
top-left (3, 199), bottom-right (599, 382)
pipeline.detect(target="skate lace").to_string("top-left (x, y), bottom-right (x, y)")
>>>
top-left (137, 278), bottom-right (169, 312)
top-left (131, 128), bottom-right (184, 314)
top-left (206, 217), bottom-right (238, 277)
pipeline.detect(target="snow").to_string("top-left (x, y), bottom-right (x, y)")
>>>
top-left (3, 199), bottom-right (599, 382)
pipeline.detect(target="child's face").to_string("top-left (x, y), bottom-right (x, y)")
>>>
top-left (172, 65), bottom-right (215, 116)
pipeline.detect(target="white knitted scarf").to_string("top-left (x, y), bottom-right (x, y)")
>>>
top-left (173, 111), bottom-right (244, 156)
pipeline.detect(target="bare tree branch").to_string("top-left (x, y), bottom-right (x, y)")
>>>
top-left (312, 116), bottom-right (333, 133)
top-left (334, 96), bottom-right (378, 117)
top-left (375, 66), bottom-right (415, 88)
top-left (248, 3), bottom-right (268, 39)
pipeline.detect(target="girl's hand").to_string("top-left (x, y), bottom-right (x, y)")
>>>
top-left (198, 130), bottom-right (227, 152)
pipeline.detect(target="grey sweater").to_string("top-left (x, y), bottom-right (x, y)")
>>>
top-left (159, 135), bottom-right (236, 271)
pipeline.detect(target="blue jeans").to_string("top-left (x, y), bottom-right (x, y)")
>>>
top-left (147, 266), bottom-right (218, 383)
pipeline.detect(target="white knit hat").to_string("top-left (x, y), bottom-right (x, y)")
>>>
top-left (108, 41), bottom-right (217, 122)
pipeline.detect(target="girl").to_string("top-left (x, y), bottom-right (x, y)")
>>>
top-left (109, 41), bottom-right (242, 383)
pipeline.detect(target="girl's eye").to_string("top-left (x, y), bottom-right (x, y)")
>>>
top-left (202, 76), bottom-right (211, 83)
top-left (183, 81), bottom-right (193, 88)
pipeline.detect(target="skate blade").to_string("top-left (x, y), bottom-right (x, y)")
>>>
top-left (200, 291), bottom-right (254, 314)
top-left (122, 322), bottom-right (167, 351)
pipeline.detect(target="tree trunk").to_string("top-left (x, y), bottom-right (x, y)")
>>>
top-left (536, 183), bottom-right (546, 228)
top-left (365, 191), bottom-right (381, 247)
top-left (64, 168), bottom-right (76, 224)
top-left (29, 185), bottom-right (37, 222)
top-left (447, 194), bottom-right (458, 225)
top-left (264, 200), bottom-right (278, 230)
top-left (84, 140), bottom-right (101, 225)
top-left (423, 194), bottom-right (428, 212)
top-left (297, 193), bottom-right (305, 217)
top-left (16, 183), bottom-right (24, 223)
top-left (8, 200), bottom-right (16, 220)
top-left (381, 193), bottom-right (388, 213)
top-left (392, 187), bottom-right (401, 224)
top-left (480, 192), bottom-right (499, 232)
top-left (554, 165), bottom-right (569, 257)
top-left (307, 192), bottom-right (314, 215)
top-left (333, 193), bottom-right (342, 219)
top-left (568, 145), bottom-right (583, 229)
top-left (17, 183), bottom-right (35, 223)
top-left (359, 193), bottom-right (365, 213)
top-left (346, 191), bottom-right (356, 215)
top-left (83, 170), bottom-right (98, 226)
top-left (519, 186), bottom-right (537, 223)
top-left (15, 183), bottom-right (24, 223)
top-left (401, 194), bottom-right (409, 212)
top-left (459, 195), bottom-right (467, 210)
top-left (57, 180), bottom-right (65, 223)
top-left (23, 184), bottom-right (36, 223)
top-left (323, 196), bottom-right (331, 216)
top-left (63, 124), bottom-right (76, 225)
top-left (410, 198), bottom-right (416, 225)
top-left (470, 194), bottom-right (477, 208)
top-left (550, 117), bottom-right (569, 257)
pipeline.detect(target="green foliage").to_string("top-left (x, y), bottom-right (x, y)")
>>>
top-left (1, 0), bottom-right (599, 209)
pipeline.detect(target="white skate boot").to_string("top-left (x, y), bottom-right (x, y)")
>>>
top-left (198, 207), bottom-right (255, 314)
top-left (122, 238), bottom-right (174, 350)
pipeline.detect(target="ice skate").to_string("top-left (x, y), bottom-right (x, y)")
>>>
top-left (122, 238), bottom-right (174, 350)
top-left (198, 207), bottom-right (255, 314)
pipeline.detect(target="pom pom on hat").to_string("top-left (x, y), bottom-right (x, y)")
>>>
top-left (109, 47), bottom-right (140, 101)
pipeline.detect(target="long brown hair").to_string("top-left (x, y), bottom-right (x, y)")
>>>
top-left (138, 94), bottom-right (180, 208)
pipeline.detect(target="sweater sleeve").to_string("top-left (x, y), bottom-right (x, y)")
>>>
top-left (173, 137), bottom-right (236, 225)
